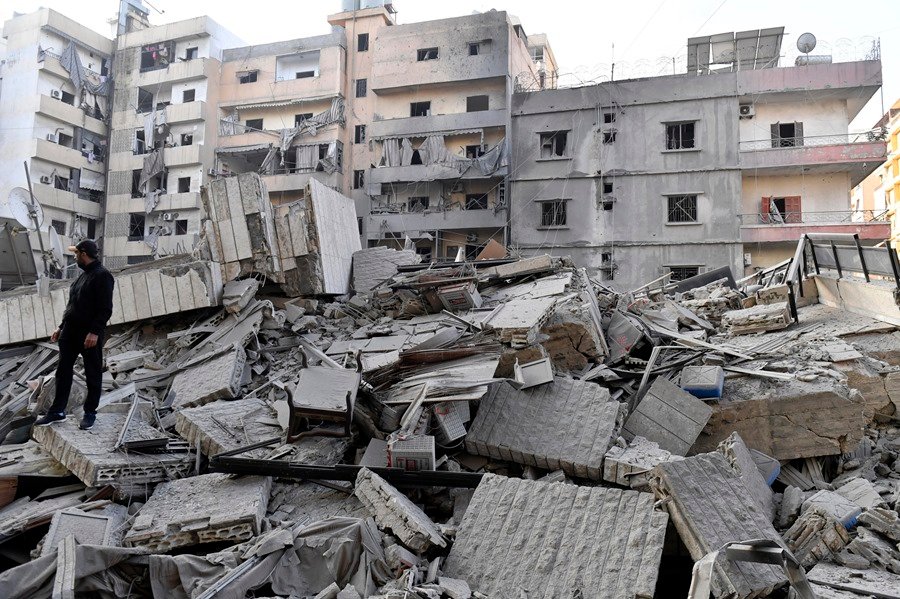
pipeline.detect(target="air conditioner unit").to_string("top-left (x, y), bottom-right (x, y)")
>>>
top-left (739, 103), bottom-right (755, 119)
top-left (39, 175), bottom-right (52, 184)
top-left (46, 133), bottom-right (57, 142)
top-left (50, 90), bottom-right (61, 99)
top-left (162, 213), bottom-right (173, 221)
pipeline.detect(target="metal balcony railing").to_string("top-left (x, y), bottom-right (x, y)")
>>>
top-left (739, 129), bottom-right (886, 151)
top-left (739, 209), bottom-right (890, 225)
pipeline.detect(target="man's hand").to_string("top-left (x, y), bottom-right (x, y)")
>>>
top-left (84, 333), bottom-right (98, 349)
top-left (50, 329), bottom-right (60, 342)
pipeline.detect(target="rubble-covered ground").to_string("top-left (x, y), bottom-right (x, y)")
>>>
top-left (0, 249), bottom-right (898, 598)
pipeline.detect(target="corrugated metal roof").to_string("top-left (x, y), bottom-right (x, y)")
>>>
top-left (215, 143), bottom-right (272, 155)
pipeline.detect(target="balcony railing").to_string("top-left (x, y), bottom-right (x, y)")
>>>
top-left (739, 209), bottom-right (889, 226)
top-left (739, 129), bottom-right (886, 152)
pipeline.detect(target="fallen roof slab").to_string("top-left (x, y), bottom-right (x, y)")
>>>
top-left (622, 377), bottom-right (712, 456)
top-left (443, 474), bottom-right (668, 598)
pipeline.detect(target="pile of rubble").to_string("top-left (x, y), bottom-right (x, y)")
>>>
top-left (0, 243), bottom-right (898, 598)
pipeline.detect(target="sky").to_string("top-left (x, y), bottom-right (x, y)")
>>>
top-left (4, 0), bottom-right (900, 127)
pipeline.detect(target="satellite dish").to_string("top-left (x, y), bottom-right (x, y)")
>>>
top-left (48, 226), bottom-right (64, 268)
top-left (6, 187), bottom-right (44, 230)
top-left (797, 33), bottom-right (817, 55)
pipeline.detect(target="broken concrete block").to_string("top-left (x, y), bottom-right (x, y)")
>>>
top-left (721, 301), bottom-right (792, 335)
top-left (170, 346), bottom-right (246, 409)
top-left (40, 504), bottom-right (129, 556)
top-left (388, 435), bottom-right (435, 471)
top-left (444, 474), bottom-right (667, 598)
top-left (808, 562), bottom-right (900, 598)
top-left (782, 507), bottom-right (850, 569)
top-left (105, 350), bottom-right (151, 374)
top-left (846, 527), bottom-right (900, 573)
top-left (835, 477), bottom-right (884, 510)
top-left (384, 543), bottom-right (419, 570)
top-left (777, 485), bottom-right (805, 529)
top-left (602, 436), bottom-right (683, 490)
top-left (802, 490), bottom-right (862, 529)
top-left (438, 577), bottom-right (471, 599)
top-left (679, 365), bottom-right (724, 399)
top-left (222, 278), bottom-right (260, 314)
top-left (858, 507), bottom-right (900, 542)
top-left (465, 378), bottom-right (622, 480)
top-left (359, 438), bottom-right (389, 468)
top-left (336, 584), bottom-right (363, 599)
top-left (266, 481), bottom-right (365, 527)
top-left (313, 582), bottom-right (341, 599)
top-left (175, 397), bottom-right (283, 457)
top-left (622, 377), bottom-right (712, 456)
top-left (717, 432), bottom-right (776, 521)
top-left (650, 452), bottom-right (787, 598)
top-left (123, 473), bottom-right (270, 552)
top-left (354, 468), bottom-right (445, 552)
top-left (510, 356), bottom-right (553, 389)
top-left (432, 402), bottom-right (467, 445)
top-left (437, 282), bottom-right (482, 311)
top-left (32, 415), bottom-right (193, 491)
top-left (351, 246), bottom-right (420, 293)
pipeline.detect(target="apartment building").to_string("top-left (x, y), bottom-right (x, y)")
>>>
top-left (103, 14), bottom-right (242, 269)
top-left (0, 9), bottom-right (113, 278)
top-left (853, 98), bottom-right (900, 254)
top-left (509, 29), bottom-right (886, 290)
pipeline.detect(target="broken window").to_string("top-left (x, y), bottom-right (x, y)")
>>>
top-left (140, 42), bottom-right (173, 72)
top-left (355, 125), bottom-right (366, 144)
top-left (539, 131), bottom-right (568, 158)
top-left (771, 122), bottom-right (804, 148)
top-left (60, 90), bottom-right (75, 105)
top-left (466, 145), bottom-right (485, 159)
top-left (180, 133), bottom-right (193, 146)
top-left (469, 42), bottom-right (480, 56)
top-left (57, 132), bottom-right (74, 148)
top-left (134, 130), bottom-right (146, 155)
top-left (137, 88), bottom-right (154, 113)
top-left (353, 169), bottom-right (365, 189)
top-left (603, 112), bottom-right (616, 124)
top-left (51, 219), bottom-right (66, 236)
top-left (466, 95), bottom-right (489, 112)
top-left (530, 46), bottom-right (544, 61)
top-left (128, 213), bottom-right (145, 241)
top-left (177, 177), bottom-right (191, 193)
top-left (665, 122), bottom-right (696, 150)
top-left (602, 130), bottom-right (617, 144)
top-left (238, 71), bottom-right (258, 84)
top-left (416, 246), bottom-right (432, 262)
top-left (357, 33), bottom-right (369, 52)
top-left (667, 195), bottom-right (698, 223)
top-left (182, 89), bottom-right (195, 103)
top-left (86, 218), bottom-right (96, 238)
top-left (417, 47), bottom-right (439, 61)
top-left (131, 169), bottom-right (142, 198)
top-left (601, 178), bottom-right (613, 195)
top-left (669, 266), bottom-right (700, 281)
top-left (355, 78), bottom-right (367, 98)
top-left (600, 252), bottom-right (615, 280)
top-left (245, 118), bottom-right (263, 132)
top-left (409, 196), bottom-right (429, 211)
top-left (540, 200), bottom-right (567, 226)
top-left (53, 175), bottom-right (69, 191)
top-left (294, 113), bottom-right (313, 126)
top-left (175, 219), bottom-right (188, 235)
top-left (410, 102), bottom-right (431, 117)
top-left (760, 195), bottom-right (801, 223)
top-left (185, 47), bottom-right (198, 60)
top-left (465, 193), bottom-right (488, 210)
top-left (296, 71), bottom-right (315, 79)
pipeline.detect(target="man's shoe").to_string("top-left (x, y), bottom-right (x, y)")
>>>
top-left (34, 412), bottom-right (66, 426)
top-left (79, 413), bottom-right (96, 430)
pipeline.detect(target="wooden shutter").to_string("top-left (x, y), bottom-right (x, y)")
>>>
top-left (770, 123), bottom-right (780, 148)
top-left (784, 196), bottom-right (801, 223)
top-left (760, 196), bottom-right (771, 222)
top-left (793, 122), bottom-right (804, 147)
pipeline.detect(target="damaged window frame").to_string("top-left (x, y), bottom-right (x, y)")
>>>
top-left (771, 121), bottom-right (804, 148)
top-left (602, 130), bottom-right (617, 144)
top-left (357, 33), bottom-right (369, 52)
top-left (469, 39), bottom-right (490, 56)
top-left (665, 121), bottom-right (697, 151)
top-left (128, 212), bottom-right (146, 241)
top-left (668, 265), bottom-right (701, 281)
top-left (666, 194), bottom-right (699, 224)
top-left (139, 41), bottom-right (174, 73)
top-left (354, 125), bottom-right (366, 144)
top-left (408, 196), bottom-right (429, 212)
top-left (465, 193), bottom-right (489, 210)
top-left (466, 95), bottom-right (489, 112)
top-left (410, 101), bottom-right (431, 117)
top-left (355, 78), bottom-right (367, 98)
top-left (603, 111), bottom-right (616, 124)
top-left (538, 130), bottom-right (569, 159)
top-left (416, 47), bottom-right (439, 61)
top-left (538, 198), bottom-right (568, 227)
top-left (465, 144), bottom-right (485, 159)
top-left (294, 113), bottom-right (313, 127)
top-left (238, 70), bottom-right (259, 84)
top-left (353, 169), bottom-right (365, 189)
top-left (244, 118), bottom-right (263, 133)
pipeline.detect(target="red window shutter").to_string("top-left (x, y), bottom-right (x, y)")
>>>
top-left (785, 196), bottom-right (801, 223)
top-left (760, 196), bottom-right (771, 222)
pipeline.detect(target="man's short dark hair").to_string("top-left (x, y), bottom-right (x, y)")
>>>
top-left (74, 239), bottom-right (99, 259)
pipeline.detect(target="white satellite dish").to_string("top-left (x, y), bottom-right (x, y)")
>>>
top-left (797, 33), bottom-right (817, 55)
top-left (48, 226), bottom-right (64, 268)
top-left (6, 187), bottom-right (44, 230)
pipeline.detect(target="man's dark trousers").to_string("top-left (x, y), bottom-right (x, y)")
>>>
top-left (48, 329), bottom-right (104, 415)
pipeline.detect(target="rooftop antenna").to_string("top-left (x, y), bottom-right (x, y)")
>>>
top-left (4, 162), bottom-right (51, 280)
top-left (797, 32), bottom-right (817, 64)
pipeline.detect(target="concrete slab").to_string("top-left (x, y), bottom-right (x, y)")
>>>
top-left (351, 246), bottom-right (420, 293)
top-left (465, 377), bottom-right (622, 480)
top-left (123, 473), bottom-right (270, 552)
top-left (267, 481), bottom-right (366, 527)
top-left (834, 477), bottom-right (884, 510)
top-left (717, 432), bottom-right (776, 521)
top-left (40, 504), bottom-right (128, 556)
top-left (175, 396), bottom-right (283, 457)
top-left (622, 377), bottom-right (712, 456)
top-left (602, 436), bottom-right (683, 490)
top-left (782, 507), bottom-right (849, 569)
top-left (170, 346), bottom-right (247, 409)
top-left (444, 474), bottom-right (667, 598)
top-left (807, 562), bottom-right (900, 598)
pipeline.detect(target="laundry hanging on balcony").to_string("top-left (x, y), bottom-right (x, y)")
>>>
top-left (277, 97), bottom-right (346, 163)
top-left (295, 145), bottom-right (319, 171)
top-left (139, 149), bottom-right (165, 197)
top-left (59, 41), bottom-right (111, 98)
top-left (471, 137), bottom-right (509, 176)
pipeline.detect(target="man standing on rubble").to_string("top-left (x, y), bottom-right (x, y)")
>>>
top-left (35, 239), bottom-right (115, 430)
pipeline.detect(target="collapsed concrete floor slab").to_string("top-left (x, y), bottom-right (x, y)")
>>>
top-left (444, 474), bottom-right (668, 598)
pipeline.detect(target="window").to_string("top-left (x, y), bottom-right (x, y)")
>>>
top-left (294, 113), bottom-right (313, 126)
top-left (238, 71), bottom-right (258, 84)
top-left (354, 125), bottom-right (366, 144)
top-left (771, 122), bottom-right (804, 148)
top-left (131, 170), bottom-right (142, 198)
top-left (409, 196), bottom-right (429, 211)
top-left (182, 89), bottom-right (195, 103)
top-left (127, 255), bottom-right (153, 265)
top-left (466, 95), bottom-right (489, 112)
top-left (446, 245), bottom-right (459, 259)
top-left (539, 131), bottom-right (568, 158)
top-left (667, 195), bottom-right (698, 223)
top-left (175, 219), bottom-right (188, 235)
top-left (665, 122), bottom-right (695, 150)
top-left (60, 90), bottom-right (75, 105)
top-left (603, 112), bottom-right (616, 124)
top-left (760, 196), bottom-right (801, 224)
top-left (540, 200), bottom-right (567, 227)
top-left (530, 46), bottom-right (544, 61)
top-left (357, 218), bottom-right (363, 235)
top-left (601, 178), bottom-right (613, 195)
top-left (469, 42), bottom-right (480, 56)
top-left (177, 177), bottom-right (191, 193)
top-left (51, 220), bottom-right (66, 236)
top-left (137, 88), bottom-right (154, 113)
top-left (296, 71), bottom-right (315, 79)
top-left (134, 130), bottom-right (146, 155)
top-left (57, 132), bottom-right (73, 148)
top-left (128, 213), bottom-right (145, 241)
top-left (357, 33), bottom-right (369, 52)
top-left (185, 47), bottom-right (198, 60)
top-left (600, 253), bottom-right (615, 280)
top-left (353, 170), bottom-right (365, 189)
top-left (53, 175), bottom-right (69, 191)
top-left (415, 246), bottom-right (432, 262)
top-left (465, 193), bottom-right (488, 210)
top-left (602, 131), bottom-right (617, 144)
top-left (410, 101), bottom-right (431, 117)
top-left (669, 266), bottom-right (700, 282)
top-left (417, 47), bottom-right (439, 61)
top-left (86, 218), bottom-right (96, 239)
top-left (180, 133), bottom-right (193, 146)
top-left (466, 145), bottom-right (485, 159)
top-left (355, 78), bottom-right (367, 98)
top-left (245, 118), bottom-right (263, 132)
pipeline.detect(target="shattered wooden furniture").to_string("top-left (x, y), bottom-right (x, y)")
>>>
top-left (287, 364), bottom-right (360, 442)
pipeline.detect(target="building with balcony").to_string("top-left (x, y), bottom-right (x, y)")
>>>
top-left (509, 28), bottom-right (885, 290)
top-left (103, 11), bottom-right (242, 267)
top-left (0, 8), bottom-right (113, 279)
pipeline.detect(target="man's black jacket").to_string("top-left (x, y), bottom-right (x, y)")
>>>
top-left (59, 260), bottom-right (115, 336)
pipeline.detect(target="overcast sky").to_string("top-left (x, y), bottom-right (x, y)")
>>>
top-left (4, 0), bottom-right (899, 127)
